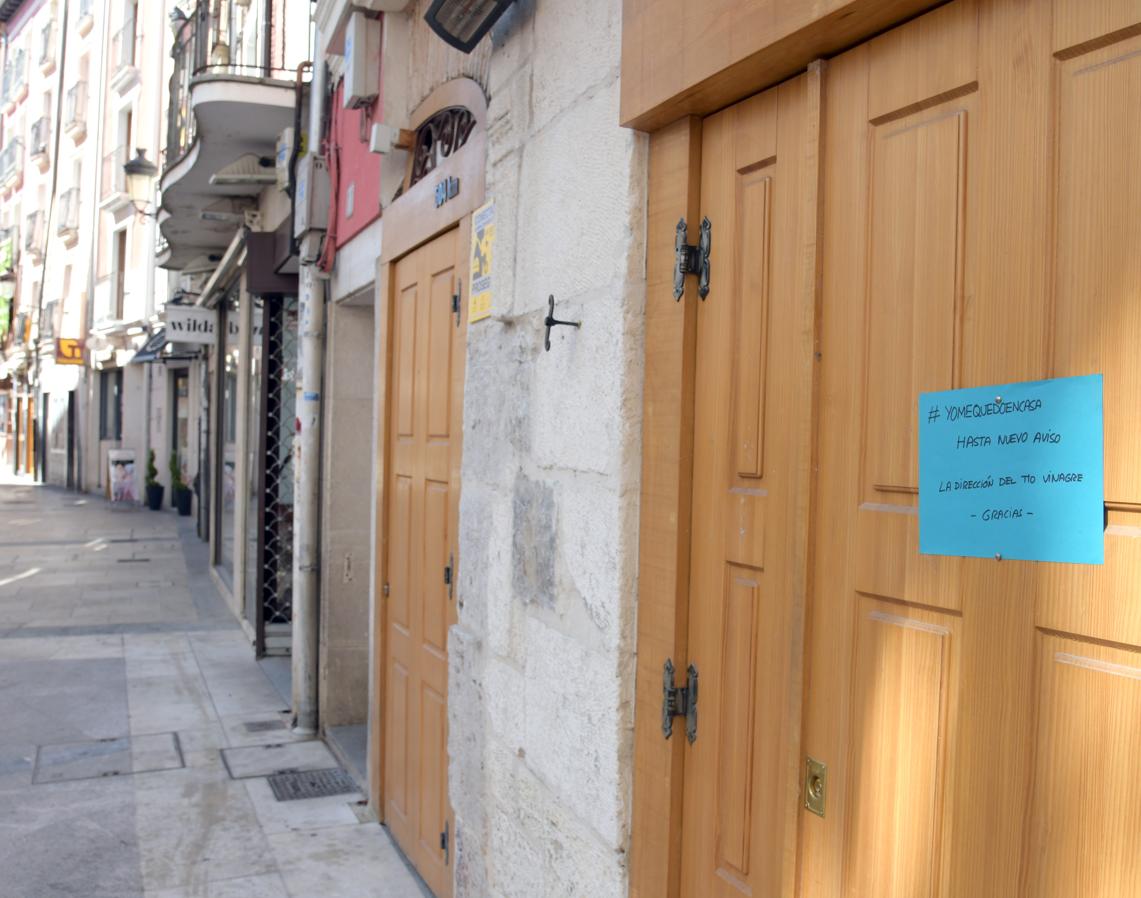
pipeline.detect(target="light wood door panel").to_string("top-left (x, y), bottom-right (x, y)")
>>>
top-left (801, 2), bottom-right (1141, 897)
top-left (384, 225), bottom-right (466, 898)
top-left (679, 74), bottom-right (814, 898)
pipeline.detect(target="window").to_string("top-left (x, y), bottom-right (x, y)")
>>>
top-left (99, 369), bottom-right (123, 440)
top-left (113, 229), bottom-right (127, 319)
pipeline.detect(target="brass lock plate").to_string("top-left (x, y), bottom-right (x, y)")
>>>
top-left (805, 757), bottom-right (827, 817)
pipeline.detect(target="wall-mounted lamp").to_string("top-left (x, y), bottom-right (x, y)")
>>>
top-left (123, 148), bottom-right (159, 219)
top-left (424, 0), bottom-right (516, 54)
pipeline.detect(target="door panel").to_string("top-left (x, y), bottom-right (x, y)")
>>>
top-left (680, 75), bottom-right (813, 898)
top-left (804, 2), bottom-right (1141, 898)
top-left (384, 225), bottom-right (465, 898)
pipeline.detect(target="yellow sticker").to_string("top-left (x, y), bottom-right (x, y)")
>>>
top-left (468, 200), bottom-right (495, 323)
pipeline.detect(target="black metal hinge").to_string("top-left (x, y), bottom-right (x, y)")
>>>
top-left (452, 282), bottom-right (462, 327)
top-left (674, 216), bottom-right (711, 301)
top-left (444, 553), bottom-right (454, 600)
top-left (662, 658), bottom-right (698, 743)
top-left (440, 820), bottom-right (450, 864)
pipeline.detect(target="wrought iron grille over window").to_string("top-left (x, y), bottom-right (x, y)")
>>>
top-left (259, 297), bottom-right (298, 628)
top-left (409, 106), bottom-right (476, 188)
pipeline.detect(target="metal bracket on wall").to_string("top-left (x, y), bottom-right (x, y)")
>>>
top-left (673, 216), bottom-right (711, 301)
top-left (543, 294), bottom-right (581, 351)
top-left (662, 658), bottom-right (698, 743)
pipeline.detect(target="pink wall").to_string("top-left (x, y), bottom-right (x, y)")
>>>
top-left (327, 80), bottom-right (382, 249)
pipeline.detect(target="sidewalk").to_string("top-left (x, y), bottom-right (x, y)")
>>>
top-left (0, 480), bottom-right (428, 898)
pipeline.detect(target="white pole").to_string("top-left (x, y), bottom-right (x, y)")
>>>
top-left (291, 34), bottom-right (325, 735)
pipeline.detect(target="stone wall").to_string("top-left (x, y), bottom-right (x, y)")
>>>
top-left (449, 1), bottom-right (648, 895)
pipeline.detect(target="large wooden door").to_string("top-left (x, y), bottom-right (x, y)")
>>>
top-left (679, 75), bottom-right (816, 898)
top-left (383, 224), bottom-right (466, 898)
top-left (801, 1), bottom-right (1141, 896)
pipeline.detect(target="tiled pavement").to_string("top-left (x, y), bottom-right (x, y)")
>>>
top-left (0, 476), bottom-right (429, 898)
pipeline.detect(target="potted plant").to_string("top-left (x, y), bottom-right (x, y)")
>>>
top-left (170, 451), bottom-right (193, 516)
top-left (144, 449), bottom-right (164, 511)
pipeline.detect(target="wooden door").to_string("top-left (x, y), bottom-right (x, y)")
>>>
top-left (801, 2), bottom-right (1141, 896)
top-left (383, 224), bottom-right (466, 898)
top-left (679, 75), bottom-right (816, 898)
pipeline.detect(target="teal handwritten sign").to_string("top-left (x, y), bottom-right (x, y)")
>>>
top-left (919, 374), bottom-right (1104, 564)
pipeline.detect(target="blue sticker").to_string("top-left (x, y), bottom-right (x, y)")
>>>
top-left (918, 374), bottom-right (1104, 564)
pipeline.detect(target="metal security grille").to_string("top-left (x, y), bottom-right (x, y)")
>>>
top-left (259, 297), bottom-right (297, 634)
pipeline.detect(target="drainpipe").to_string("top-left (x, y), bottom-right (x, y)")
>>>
top-left (292, 36), bottom-right (325, 736)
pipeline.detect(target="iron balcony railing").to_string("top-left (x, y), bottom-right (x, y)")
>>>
top-left (65, 80), bottom-right (87, 130)
top-left (101, 146), bottom-right (127, 198)
top-left (24, 211), bottom-right (43, 255)
top-left (1, 49), bottom-right (27, 105)
top-left (40, 20), bottom-right (55, 67)
top-left (58, 187), bottom-right (81, 235)
top-left (165, 3), bottom-right (305, 170)
top-left (30, 116), bottom-right (50, 157)
top-left (111, 15), bottom-right (137, 71)
top-left (0, 140), bottom-right (23, 183)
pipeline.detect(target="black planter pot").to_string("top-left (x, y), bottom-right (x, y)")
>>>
top-left (145, 483), bottom-right (164, 511)
top-left (174, 487), bottom-right (193, 516)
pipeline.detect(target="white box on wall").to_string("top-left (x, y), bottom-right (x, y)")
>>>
top-left (343, 11), bottom-right (381, 109)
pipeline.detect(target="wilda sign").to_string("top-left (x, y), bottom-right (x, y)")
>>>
top-left (165, 305), bottom-right (217, 345)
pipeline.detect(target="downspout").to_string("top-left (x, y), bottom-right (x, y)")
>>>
top-left (292, 34), bottom-right (325, 735)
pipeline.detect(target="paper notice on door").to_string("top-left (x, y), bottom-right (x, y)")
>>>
top-left (918, 374), bottom-right (1104, 564)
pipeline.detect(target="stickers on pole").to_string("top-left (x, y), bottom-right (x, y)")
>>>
top-left (918, 374), bottom-right (1104, 564)
top-left (468, 200), bottom-right (494, 323)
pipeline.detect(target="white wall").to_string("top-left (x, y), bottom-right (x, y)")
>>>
top-left (449, 1), bottom-right (648, 895)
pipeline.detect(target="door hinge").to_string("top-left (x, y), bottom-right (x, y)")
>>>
top-left (673, 216), bottom-right (711, 301)
top-left (440, 820), bottom-right (450, 864)
top-left (662, 658), bottom-right (698, 743)
top-left (452, 282), bottom-right (462, 327)
top-left (444, 553), bottom-right (454, 599)
top-left (382, 582), bottom-right (390, 598)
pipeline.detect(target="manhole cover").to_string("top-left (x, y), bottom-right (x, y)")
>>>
top-left (244, 720), bottom-right (286, 733)
top-left (267, 767), bottom-right (358, 802)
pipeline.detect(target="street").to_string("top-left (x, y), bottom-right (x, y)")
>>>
top-left (0, 478), bottom-right (428, 898)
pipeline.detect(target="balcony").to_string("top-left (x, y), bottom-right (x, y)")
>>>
top-left (101, 146), bottom-right (132, 213)
top-left (109, 16), bottom-right (139, 94)
top-left (159, 2), bottom-right (308, 269)
top-left (77, 0), bottom-right (94, 37)
top-left (40, 21), bottom-right (56, 75)
top-left (64, 81), bottom-right (88, 142)
top-left (24, 211), bottom-right (44, 264)
top-left (0, 140), bottom-right (23, 192)
top-left (30, 116), bottom-right (51, 171)
top-left (1, 49), bottom-right (27, 112)
top-left (57, 187), bottom-right (81, 248)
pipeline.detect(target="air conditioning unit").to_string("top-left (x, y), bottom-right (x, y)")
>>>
top-left (293, 154), bottom-right (330, 238)
top-left (343, 11), bottom-right (381, 109)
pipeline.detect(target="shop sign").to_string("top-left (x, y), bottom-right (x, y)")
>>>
top-left (166, 305), bottom-right (217, 345)
top-left (468, 199), bottom-right (494, 323)
top-left (919, 374), bottom-right (1104, 565)
top-left (56, 337), bottom-right (84, 365)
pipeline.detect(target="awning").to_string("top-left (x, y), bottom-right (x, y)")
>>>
top-left (198, 227), bottom-right (248, 309)
top-left (130, 329), bottom-right (168, 364)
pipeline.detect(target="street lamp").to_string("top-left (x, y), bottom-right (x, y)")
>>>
top-left (123, 148), bottom-right (159, 218)
top-left (424, 0), bottom-right (516, 54)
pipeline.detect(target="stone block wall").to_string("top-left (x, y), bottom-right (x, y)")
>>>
top-left (450, 0), bottom-right (648, 895)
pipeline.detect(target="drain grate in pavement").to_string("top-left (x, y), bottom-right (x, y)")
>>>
top-left (244, 720), bottom-right (287, 733)
top-left (267, 767), bottom-right (359, 801)
top-left (116, 558), bottom-right (151, 563)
